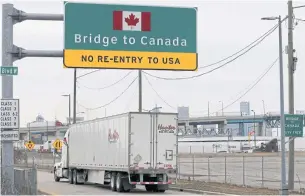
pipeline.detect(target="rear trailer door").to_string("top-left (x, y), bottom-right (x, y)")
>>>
top-left (153, 113), bottom-right (177, 170)
top-left (129, 112), bottom-right (177, 170)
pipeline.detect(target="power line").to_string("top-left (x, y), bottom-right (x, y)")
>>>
top-left (207, 55), bottom-right (280, 116)
top-left (144, 22), bottom-right (280, 80)
top-left (143, 73), bottom-right (176, 110)
top-left (78, 76), bottom-right (138, 110)
top-left (77, 69), bottom-right (101, 79)
top-left (198, 22), bottom-right (280, 70)
top-left (77, 71), bottom-right (133, 90)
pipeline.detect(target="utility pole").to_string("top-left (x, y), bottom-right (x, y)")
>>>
top-left (73, 69), bottom-right (77, 124)
top-left (287, 0), bottom-right (295, 190)
top-left (138, 70), bottom-right (142, 112)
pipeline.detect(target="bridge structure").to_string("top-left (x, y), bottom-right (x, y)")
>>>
top-left (18, 113), bottom-right (303, 143)
top-left (177, 113), bottom-right (284, 137)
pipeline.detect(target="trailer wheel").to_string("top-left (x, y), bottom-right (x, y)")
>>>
top-left (110, 173), bottom-right (117, 191)
top-left (73, 169), bottom-right (78, 185)
top-left (116, 173), bottom-right (124, 192)
top-left (68, 169), bottom-right (73, 184)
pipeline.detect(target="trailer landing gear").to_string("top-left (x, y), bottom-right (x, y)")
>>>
top-left (110, 172), bottom-right (132, 192)
top-left (53, 168), bottom-right (60, 182)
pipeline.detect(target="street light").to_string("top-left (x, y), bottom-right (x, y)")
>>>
top-left (219, 101), bottom-right (224, 116)
top-left (251, 109), bottom-right (256, 148)
top-left (62, 94), bottom-right (71, 125)
top-left (262, 15), bottom-right (287, 195)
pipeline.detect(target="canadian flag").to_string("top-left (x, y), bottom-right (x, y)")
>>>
top-left (113, 11), bottom-right (151, 32)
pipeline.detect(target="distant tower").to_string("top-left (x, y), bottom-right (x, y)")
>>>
top-left (240, 102), bottom-right (250, 116)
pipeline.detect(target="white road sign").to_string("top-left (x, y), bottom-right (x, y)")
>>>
top-left (1, 130), bottom-right (19, 141)
top-left (0, 99), bottom-right (19, 129)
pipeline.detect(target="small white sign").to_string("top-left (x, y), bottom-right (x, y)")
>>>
top-left (1, 130), bottom-right (19, 141)
top-left (0, 99), bottom-right (19, 129)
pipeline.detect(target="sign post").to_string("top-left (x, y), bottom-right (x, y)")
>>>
top-left (284, 114), bottom-right (304, 137)
top-left (63, 2), bottom-right (197, 71)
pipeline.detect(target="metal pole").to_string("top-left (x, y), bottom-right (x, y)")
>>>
top-left (262, 156), bottom-right (264, 187)
top-left (243, 156), bottom-right (245, 186)
top-left (1, 4), bottom-right (16, 195)
top-left (279, 15), bottom-right (288, 195)
top-left (287, 0), bottom-right (295, 190)
top-left (225, 156), bottom-right (227, 183)
top-left (192, 154), bottom-right (195, 180)
top-left (222, 102), bottom-right (224, 116)
top-left (138, 70), bottom-right (142, 112)
top-left (254, 112), bottom-right (256, 147)
top-left (208, 101), bottom-right (210, 117)
top-left (208, 157), bottom-right (210, 182)
top-left (73, 69), bottom-right (77, 124)
top-left (68, 94), bottom-right (71, 125)
top-left (262, 100), bottom-right (266, 114)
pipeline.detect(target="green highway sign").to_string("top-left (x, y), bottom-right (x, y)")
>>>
top-left (63, 2), bottom-right (197, 71)
top-left (284, 114), bottom-right (304, 137)
top-left (1, 66), bottom-right (18, 76)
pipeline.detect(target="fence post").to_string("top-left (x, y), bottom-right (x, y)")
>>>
top-left (261, 156), bottom-right (264, 187)
top-left (208, 156), bottom-right (210, 182)
top-left (178, 158), bottom-right (181, 180)
top-left (225, 156), bottom-right (227, 183)
top-left (192, 154), bottom-right (195, 180)
top-left (242, 156), bottom-right (245, 186)
top-left (189, 146), bottom-right (192, 154)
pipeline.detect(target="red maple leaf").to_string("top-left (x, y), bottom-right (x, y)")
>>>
top-left (125, 13), bottom-right (139, 27)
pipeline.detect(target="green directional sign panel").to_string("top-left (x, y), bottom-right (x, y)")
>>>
top-left (1, 66), bottom-right (18, 76)
top-left (284, 114), bottom-right (304, 137)
top-left (63, 2), bottom-right (197, 71)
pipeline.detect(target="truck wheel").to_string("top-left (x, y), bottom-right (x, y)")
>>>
top-left (116, 173), bottom-right (124, 192)
top-left (110, 173), bottom-right (117, 191)
top-left (53, 168), bottom-right (60, 182)
top-left (73, 169), bottom-right (78, 185)
top-left (68, 169), bottom-right (73, 184)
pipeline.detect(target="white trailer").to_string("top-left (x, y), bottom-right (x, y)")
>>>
top-left (53, 112), bottom-right (178, 193)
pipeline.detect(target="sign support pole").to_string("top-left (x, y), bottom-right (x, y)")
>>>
top-left (138, 70), bottom-right (142, 112)
top-left (1, 4), bottom-right (17, 194)
top-left (1, 4), bottom-right (63, 194)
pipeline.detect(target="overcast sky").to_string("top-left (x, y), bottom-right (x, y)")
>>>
top-left (1, 0), bottom-right (305, 126)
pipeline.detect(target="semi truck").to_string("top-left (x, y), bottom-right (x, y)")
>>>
top-left (53, 112), bottom-right (178, 193)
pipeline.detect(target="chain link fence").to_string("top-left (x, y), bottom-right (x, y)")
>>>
top-left (14, 148), bottom-right (61, 170)
top-left (177, 154), bottom-right (305, 192)
top-left (1, 164), bottom-right (37, 195)
top-left (11, 148), bottom-right (305, 193)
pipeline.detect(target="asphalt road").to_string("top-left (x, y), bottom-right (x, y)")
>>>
top-left (37, 171), bottom-right (197, 195)
top-left (178, 156), bottom-right (305, 191)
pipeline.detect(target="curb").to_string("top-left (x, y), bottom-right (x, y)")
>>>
top-left (169, 187), bottom-right (240, 195)
top-left (37, 189), bottom-right (52, 195)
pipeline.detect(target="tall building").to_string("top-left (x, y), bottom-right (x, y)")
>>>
top-left (240, 101), bottom-right (250, 116)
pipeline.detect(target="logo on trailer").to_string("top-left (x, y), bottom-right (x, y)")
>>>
top-left (108, 129), bottom-right (119, 142)
top-left (158, 124), bottom-right (176, 133)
